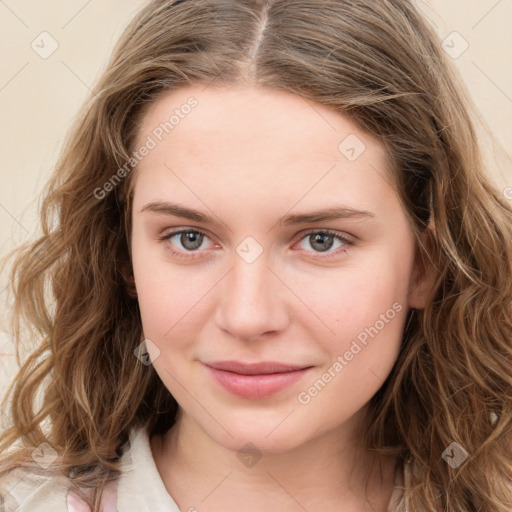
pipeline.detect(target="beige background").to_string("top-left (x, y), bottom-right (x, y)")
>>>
top-left (1, 0), bottom-right (511, 396)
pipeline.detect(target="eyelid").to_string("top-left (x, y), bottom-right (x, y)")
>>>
top-left (157, 226), bottom-right (215, 250)
top-left (157, 227), bottom-right (220, 262)
top-left (291, 228), bottom-right (355, 260)
top-left (158, 226), bottom-right (355, 259)
top-left (296, 228), bottom-right (356, 245)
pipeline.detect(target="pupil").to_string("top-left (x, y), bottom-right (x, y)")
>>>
top-left (312, 233), bottom-right (333, 252)
top-left (182, 232), bottom-right (202, 250)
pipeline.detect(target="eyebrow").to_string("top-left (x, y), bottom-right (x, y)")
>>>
top-left (140, 201), bottom-right (375, 226)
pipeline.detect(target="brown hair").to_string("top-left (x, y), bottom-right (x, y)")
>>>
top-left (1, 0), bottom-right (511, 510)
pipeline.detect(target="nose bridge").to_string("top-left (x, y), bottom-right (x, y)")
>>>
top-left (214, 245), bottom-right (288, 341)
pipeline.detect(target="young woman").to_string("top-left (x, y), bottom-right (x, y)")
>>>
top-left (0, 1), bottom-right (511, 511)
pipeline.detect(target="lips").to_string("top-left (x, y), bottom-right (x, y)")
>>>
top-left (205, 360), bottom-right (310, 375)
top-left (203, 360), bottom-right (313, 399)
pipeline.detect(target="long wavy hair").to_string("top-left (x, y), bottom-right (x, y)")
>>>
top-left (1, 0), bottom-right (511, 510)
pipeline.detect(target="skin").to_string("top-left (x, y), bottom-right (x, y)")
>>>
top-left (129, 83), bottom-right (431, 512)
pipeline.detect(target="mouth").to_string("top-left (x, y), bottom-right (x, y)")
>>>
top-left (202, 360), bottom-right (314, 399)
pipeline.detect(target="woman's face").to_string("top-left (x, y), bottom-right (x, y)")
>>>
top-left (130, 84), bottom-right (423, 453)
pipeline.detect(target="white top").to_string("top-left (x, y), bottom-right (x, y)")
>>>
top-left (0, 426), bottom-right (409, 511)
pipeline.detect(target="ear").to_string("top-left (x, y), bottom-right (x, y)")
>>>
top-left (408, 226), bottom-right (438, 309)
top-left (126, 273), bottom-right (138, 298)
top-left (120, 260), bottom-right (138, 298)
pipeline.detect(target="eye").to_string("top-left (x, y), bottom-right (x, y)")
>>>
top-left (158, 227), bottom-right (354, 260)
top-left (295, 229), bottom-right (354, 258)
top-left (158, 228), bottom-right (215, 259)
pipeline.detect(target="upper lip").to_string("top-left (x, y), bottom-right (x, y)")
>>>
top-left (204, 360), bottom-right (312, 375)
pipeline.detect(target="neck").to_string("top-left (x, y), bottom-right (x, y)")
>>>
top-left (151, 410), bottom-right (398, 512)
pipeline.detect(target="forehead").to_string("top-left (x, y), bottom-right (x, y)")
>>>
top-left (131, 84), bottom-right (396, 219)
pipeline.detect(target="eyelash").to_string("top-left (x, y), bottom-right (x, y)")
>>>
top-left (157, 228), bottom-right (354, 260)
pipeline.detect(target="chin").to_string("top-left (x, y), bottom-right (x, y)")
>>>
top-left (225, 429), bottom-right (306, 455)
top-left (199, 411), bottom-right (314, 454)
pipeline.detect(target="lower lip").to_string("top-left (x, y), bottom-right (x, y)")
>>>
top-left (204, 365), bottom-right (312, 399)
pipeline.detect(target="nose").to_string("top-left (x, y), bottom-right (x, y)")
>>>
top-left (214, 252), bottom-right (290, 343)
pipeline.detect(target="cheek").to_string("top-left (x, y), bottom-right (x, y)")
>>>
top-left (134, 266), bottom-right (206, 342)
top-left (296, 238), bottom-right (415, 366)
top-left (130, 232), bottom-right (215, 354)
top-left (294, 258), bottom-right (412, 415)
top-left (131, 230), bottom-right (178, 337)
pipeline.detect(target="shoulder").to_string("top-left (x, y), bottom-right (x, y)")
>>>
top-left (0, 425), bottom-right (173, 512)
top-left (0, 453), bottom-right (124, 512)
top-left (66, 479), bottom-right (119, 512)
top-left (115, 425), bottom-right (182, 511)
top-left (386, 456), bottom-right (411, 512)
top-left (0, 466), bottom-right (119, 512)
top-left (0, 466), bottom-right (71, 511)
